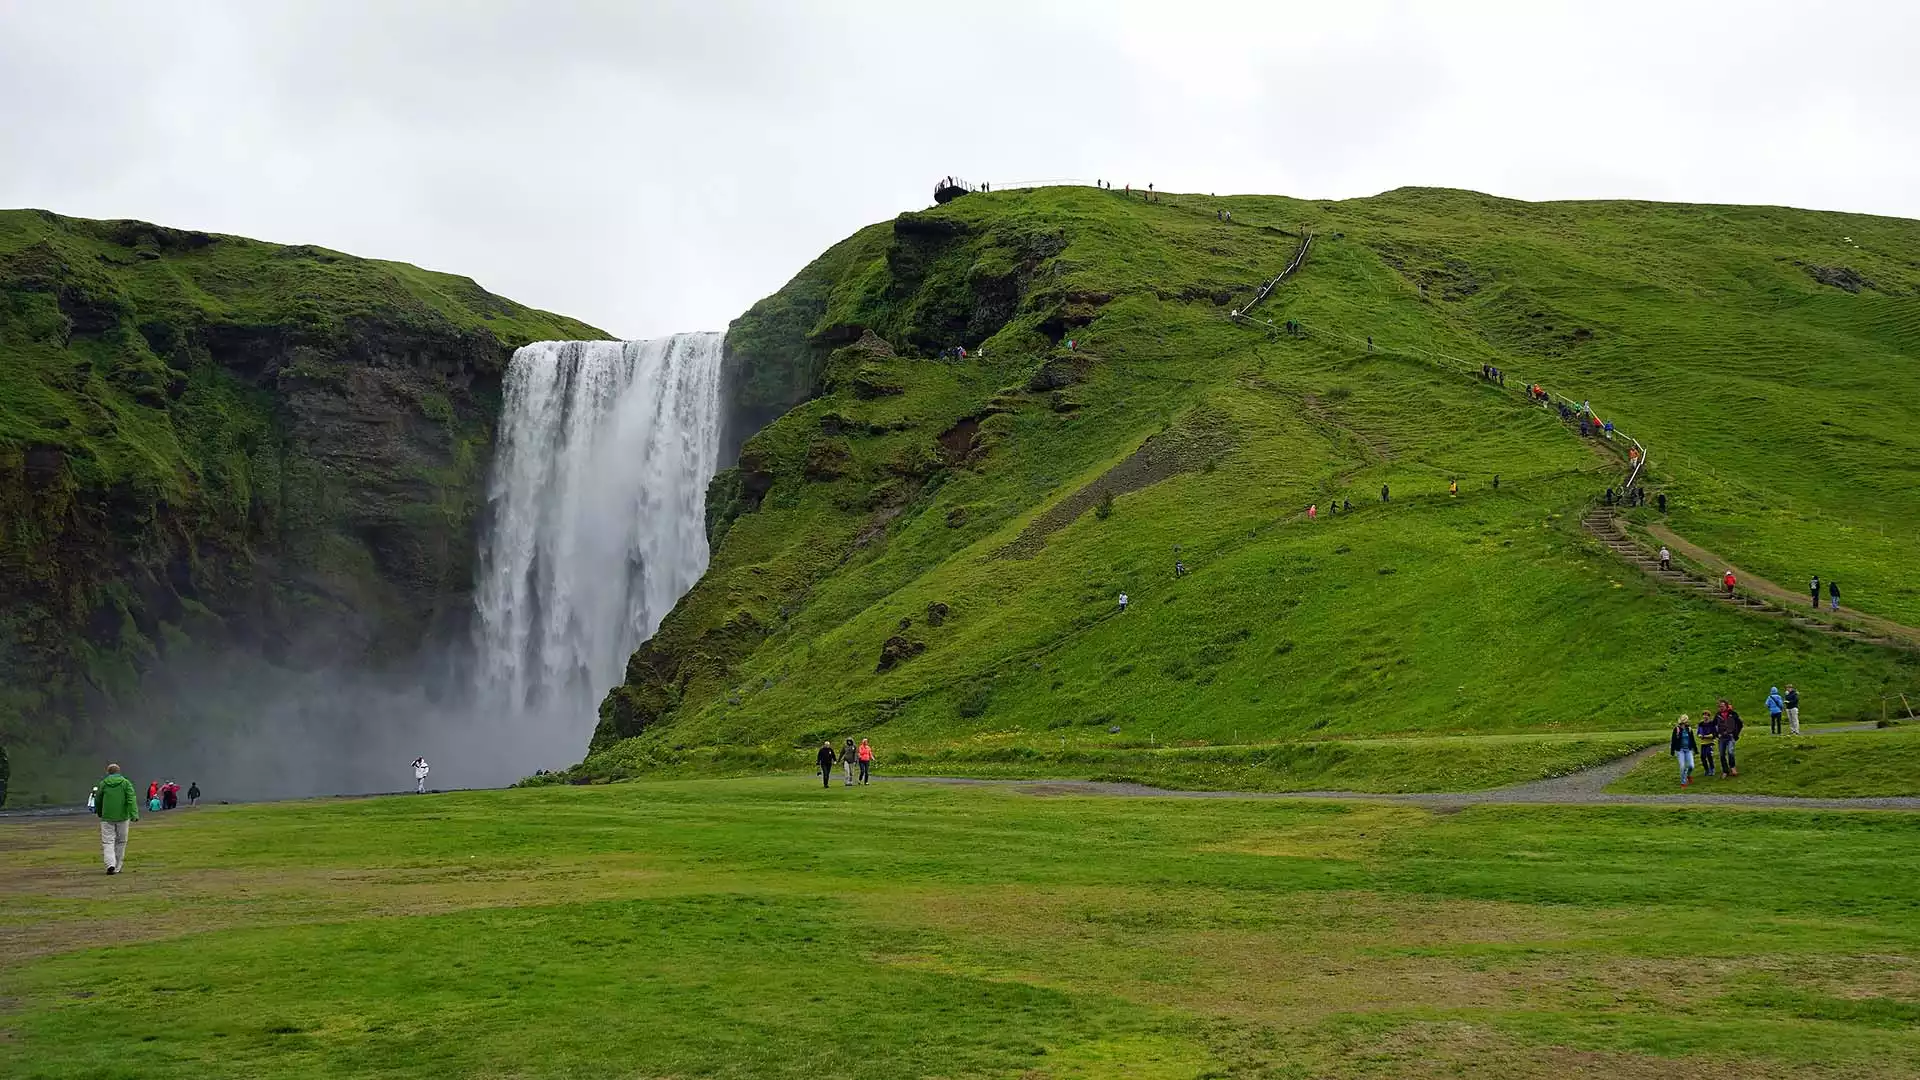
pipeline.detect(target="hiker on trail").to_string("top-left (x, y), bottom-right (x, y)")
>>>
top-left (1810, 575), bottom-right (1820, 608)
top-left (1449, 479), bottom-right (1458, 498)
top-left (1308, 503), bottom-right (1318, 520)
top-left (1605, 487), bottom-right (1615, 506)
top-left (1657, 492), bottom-right (1667, 513)
top-left (1723, 569), bottom-right (1737, 598)
top-left (1118, 592), bottom-right (1129, 613)
top-left (1695, 709), bottom-right (1720, 777)
top-left (1367, 336), bottom-right (1373, 352)
top-left (1174, 560), bottom-right (1187, 578)
top-left (1381, 484), bottom-right (1390, 503)
top-left (1343, 499), bottom-right (1351, 512)
top-left (1766, 686), bottom-right (1785, 735)
top-left (843, 737), bottom-right (858, 786)
top-left (1829, 580), bottom-right (1840, 612)
top-left (1717, 701), bottom-right (1743, 776)
top-left (94, 764), bottom-right (139, 874)
top-left (1659, 546), bottom-right (1671, 571)
top-left (1671, 716), bottom-right (1698, 786)
top-left (816, 742), bottom-right (837, 789)
top-left (187, 782), bottom-right (200, 807)
top-left (1784, 685), bottom-right (1800, 735)
top-left (857, 739), bottom-right (874, 784)
top-left (412, 757), bottom-right (430, 794)
top-left (1492, 475), bottom-right (1500, 491)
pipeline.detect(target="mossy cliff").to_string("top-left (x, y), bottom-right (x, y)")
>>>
top-left (587, 185), bottom-right (1920, 775)
top-left (0, 209), bottom-right (605, 796)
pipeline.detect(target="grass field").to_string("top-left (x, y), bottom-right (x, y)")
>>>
top-left (5, 780), bottom-right (1920, 1079)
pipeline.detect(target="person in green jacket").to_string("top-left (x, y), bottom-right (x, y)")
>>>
top-left (93, 764), bottom-right (139, 874)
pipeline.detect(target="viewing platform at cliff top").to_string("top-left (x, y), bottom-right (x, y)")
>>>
top-left (933, 176), bottom-right (979, 203)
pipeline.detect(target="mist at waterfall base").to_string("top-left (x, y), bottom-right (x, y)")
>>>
top-left (124, 334), bottom-right (725, 801)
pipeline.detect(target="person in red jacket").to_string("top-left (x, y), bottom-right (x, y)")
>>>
top-left (1723, 569), bottom-right (1737, 598)
top-left (856, 739), bottom-right (874, 785)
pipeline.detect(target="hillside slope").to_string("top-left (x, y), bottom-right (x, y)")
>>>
top-left (0, 209), bottom-right (606, 798)
top-left (584, 186), bottom-right (1920, 777)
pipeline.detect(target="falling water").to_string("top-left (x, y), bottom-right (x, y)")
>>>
top-left (472, 333), bottom-right (725, 749)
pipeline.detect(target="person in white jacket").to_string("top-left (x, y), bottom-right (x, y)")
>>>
top-left (412, 757), bottom-right (430, 794)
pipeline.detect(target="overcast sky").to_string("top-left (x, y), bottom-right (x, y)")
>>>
top-left (3, 1), bottom-right (1915, 339)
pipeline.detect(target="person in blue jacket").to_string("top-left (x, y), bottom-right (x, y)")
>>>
top-left (1766, 686), bottom-right (1785, 735)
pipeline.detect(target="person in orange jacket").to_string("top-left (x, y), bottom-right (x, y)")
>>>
top-left (856, 739), bottom-right (874, 785)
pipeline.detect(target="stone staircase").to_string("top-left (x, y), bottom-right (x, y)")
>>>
top-left (1581, 507), bottom-right (1900, 648)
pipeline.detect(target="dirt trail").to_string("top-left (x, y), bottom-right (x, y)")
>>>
top-left (891, 728), bottom-right (1920, 810)
top-left (1642, 522), bottom-right (1920, 647)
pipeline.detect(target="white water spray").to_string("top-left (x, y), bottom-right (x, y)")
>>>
top-left (472, 333), bottom-right (725, 750)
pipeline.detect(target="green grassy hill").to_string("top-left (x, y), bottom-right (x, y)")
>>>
top-left (584, 185), bottom-right (1920, 781)
top-left (0, 209), bottom-right (605, 801)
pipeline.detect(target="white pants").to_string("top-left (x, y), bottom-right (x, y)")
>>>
top-left (1788, 706), bottom-right (1800, 735)
top-left (843, 759), bottom-right (855, 784)
top-left (99, 819), bottom-right (129, 870)
top-left (416, 776), bottom-right (427, 793)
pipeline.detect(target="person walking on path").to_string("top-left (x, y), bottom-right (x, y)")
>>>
top-left (412, 757), bottom-right (430, 794)
top-left (842, 738), bottom-right (858, 787)
top-left (816, 741), bottom-right (837, 789)
top-left (1829, 580), bottom-right (1840, 612)
top-left (1118, 592), bottom-right (1129, 613)
top-left (1449, 479), bottom-right (1458, 498)
top-left (1723, 569), bottom-right (1737, 598)
top-left (161, 781), bottom-right (178, 810)
top-left (1381, 484), bottom-right (1390, 503)
top-left (857, 739), bottom-right (874, 785)
top-left (93, 764), bottom-right (139, 874)
top-left (1659, 546), bottom-right (1671, 571)
top-left (1784, 685), bottom-right (1800, 735)
top-left (1811, 575), bottom-right (1821, 609)
top-left (1718, 701), bottom-right (1743, 776)
top-left (187, 781), bottom-right (200, 807)
top-left (1695, 709), bottom-right (1720, 777)
top-left (1671, 716), bottom-right (1698, 785)
top-left (1766, 686), bottom-right (1785, 735)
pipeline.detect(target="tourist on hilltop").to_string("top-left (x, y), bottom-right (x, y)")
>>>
top-left (1829, 580), bottom-right (1840, 612)
top-left (187, 781), bottom-right (200, 807)
top-left (1695, 709), bottom-right (1720, 778)
top-left (1174, 560), bottom-right (1187, 578)
top-left (842, 737), bottom-right (858, 787)
top-left (1766, 686), bottom-right (1785, 735)
top-left (1723, 569), bottom-right (1737, 598)
top-left (1717, 700), bottom-right (1743, 776)
top-left (1118, 592), bottom-right (1129, 614)
top-left (1670, 716), bottom-right (1698, 786)
top-left (1810, 574), bottom-right (1820, 609)
top-left (412, 756), bottom-right (430, 794)
top-left (857, 738), bottom-right (874, 785)
top-left (1659, 546), bottom-right (1672, 572)
top-left (1448, 479), bottom-right (1458, 498)
top-left (1381, 484), bottom-right (1389, 503)
top-left (1307, 503), bottom-right (1318, 520)
top-left (1492, 475), bottom-right (1500, 491)
top-left (1784, 684), bottom-right (1800, 735)
top-left (93, 763), bottom-right (139, 874)
top-left (816, 742), bottom-right (837, 789)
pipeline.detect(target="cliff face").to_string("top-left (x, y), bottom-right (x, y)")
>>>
top-left (0, 209), bottom-right (606, 795)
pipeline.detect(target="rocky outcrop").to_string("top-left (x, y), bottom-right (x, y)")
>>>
top-left (0, 209), bottom-right (605, 785)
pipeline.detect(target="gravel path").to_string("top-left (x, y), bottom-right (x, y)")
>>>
top-left (890, 731), bottom-right (1920, 811)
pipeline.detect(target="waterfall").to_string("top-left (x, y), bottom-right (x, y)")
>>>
top-left (472, 333), bottom-right (725, 747)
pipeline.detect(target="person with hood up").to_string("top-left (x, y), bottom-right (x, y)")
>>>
top-left (1766, 687), bottom-right (1785, 735)
top-left (1670, 716), bottom-right (1698, 786)
top-left (842, 737), bottom-right (858, 787)
top-left (816, 741), bottom-right (837, 789)
top-left (93, 764), bottom-right (139, 874)
top-left (857, 738), bottom-right (874, 785)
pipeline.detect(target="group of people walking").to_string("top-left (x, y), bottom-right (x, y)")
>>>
top-left (1810, 574), bottom-right (1841, 612)
top-left (1669, 685), bottom-right (1803, 784)
top-left (816, 738), bottom-right (875, 787)
top-left (144, 778), bottom-right (196, 811)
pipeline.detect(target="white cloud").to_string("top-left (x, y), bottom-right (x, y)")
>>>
top-left (3, 0), bottom-right (1915, 338)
